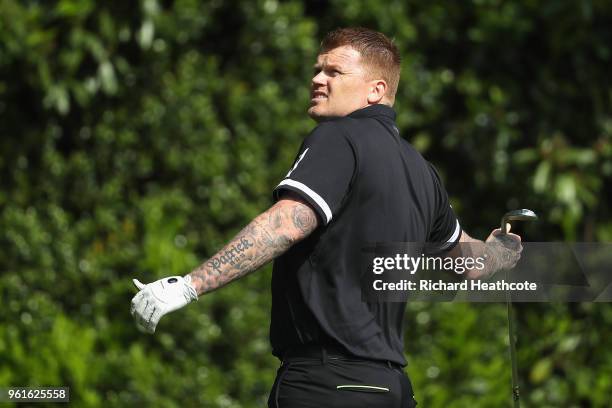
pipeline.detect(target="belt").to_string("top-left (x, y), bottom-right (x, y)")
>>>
top-left (282, 344), bottom-right (403, 370)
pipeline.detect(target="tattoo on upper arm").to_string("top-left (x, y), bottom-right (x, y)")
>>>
top-left (292, 204), bottom-right (317, 235)
top-left (269, 210), bottom-right (282, 229)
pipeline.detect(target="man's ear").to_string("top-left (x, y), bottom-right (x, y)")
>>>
top-left (367, 79), bottom-right (388, 104)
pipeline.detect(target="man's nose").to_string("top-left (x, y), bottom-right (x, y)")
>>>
top-left (312, 71), bottom-right (326, 86)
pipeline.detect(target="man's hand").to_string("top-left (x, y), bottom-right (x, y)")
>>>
top-left (130, 275), bottom-right (198, 333)
top-left (455, 226), bottom-right (523, 280)
top-left (483, 226), bottom-right (523, 275)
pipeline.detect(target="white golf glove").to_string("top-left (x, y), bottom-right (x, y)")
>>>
top-left (130, 275), bottom-right (198, 333)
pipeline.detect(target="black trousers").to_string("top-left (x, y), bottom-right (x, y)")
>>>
top-left (268, 351), bottom-right (418, 408)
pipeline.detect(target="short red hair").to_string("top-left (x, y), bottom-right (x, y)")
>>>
top-left (320, 27), bottom-right (401, 103)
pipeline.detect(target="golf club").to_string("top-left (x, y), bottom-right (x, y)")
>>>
top-left (501, 209), bottom-right (538, 232)
top-left (500, 209), bottom-right (537, 408)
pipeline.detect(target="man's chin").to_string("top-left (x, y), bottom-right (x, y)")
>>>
top-left (307, 106), bottom-right (325, 122)
top-left (309, 105), bottom-right (338, 122)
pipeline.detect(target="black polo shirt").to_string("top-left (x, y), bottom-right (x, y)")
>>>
top-left (270, 104), bottom-right (461, 365)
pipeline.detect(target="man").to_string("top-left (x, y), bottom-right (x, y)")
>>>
top-left (131, 27), bottom-right (522, 407)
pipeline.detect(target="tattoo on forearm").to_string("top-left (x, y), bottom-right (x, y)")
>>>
top-left (206, 238), bottom-right (254, 273)
top-left (188, 200), bottom-right (318, 295)
top-left (461, 240), bottom-right (521, 280)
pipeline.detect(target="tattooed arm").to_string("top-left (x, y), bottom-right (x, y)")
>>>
top-left (129, 192), bottom-right (318, 332)
top-left (187, 192), bottom-right (319, 296)
top-left (447, 229), bottom-right (522, 280)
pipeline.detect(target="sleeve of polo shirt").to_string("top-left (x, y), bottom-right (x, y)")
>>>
top-left (427, 162), bottom-right (462, 251)
top-left (273, 122), bottom-right (356, 225)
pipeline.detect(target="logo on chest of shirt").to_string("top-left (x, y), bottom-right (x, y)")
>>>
top-left (285, 148), bottom-right (310, 178)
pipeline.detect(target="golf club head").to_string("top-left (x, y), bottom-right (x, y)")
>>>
top-left (501, 209), bottom-right (538, 233)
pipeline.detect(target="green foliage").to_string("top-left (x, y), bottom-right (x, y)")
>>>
top-left (1, 0), bottom-right (611, 406)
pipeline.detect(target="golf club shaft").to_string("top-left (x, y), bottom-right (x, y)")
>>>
top-left (502, 220), bottom-right (520, 408)
top-left (500, 209), bottom-right (537, 407)
top-left (505, 275), bottom-right (521, 407)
